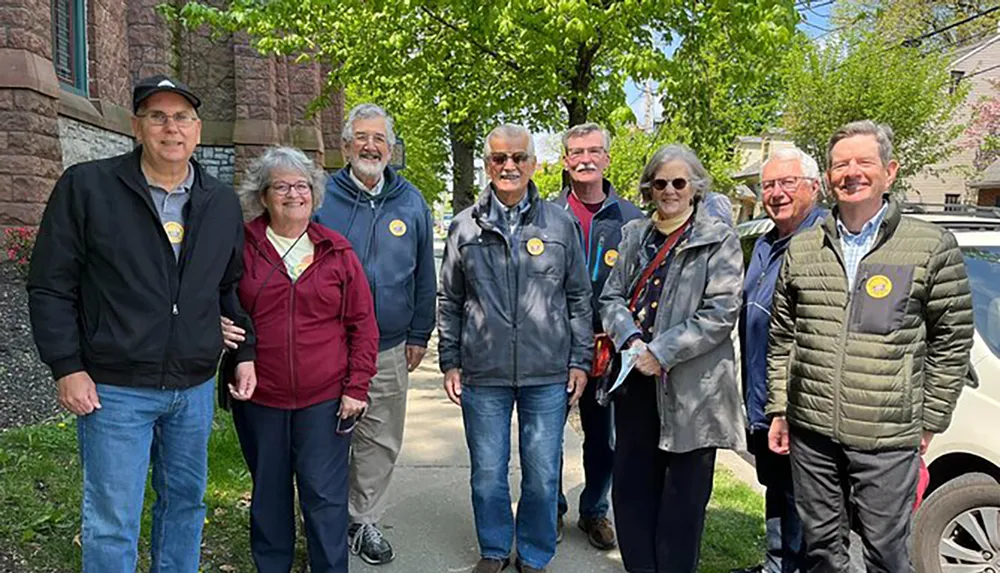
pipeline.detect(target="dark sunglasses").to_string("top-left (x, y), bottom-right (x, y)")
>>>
top-left (487, 152), bottom-right (532, 167)
top-left (335, 406), bottom-right (367, 435)
top-left (650, 177), bottom-right (688, 191)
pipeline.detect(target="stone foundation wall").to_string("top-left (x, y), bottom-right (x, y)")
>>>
top-left (58, 117), bottom-right (133, 169)
top-left (194, 146), bottom-right (235, 184)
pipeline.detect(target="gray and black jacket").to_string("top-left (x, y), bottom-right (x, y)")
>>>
top-left (438, 182), bottom-right (594, 386)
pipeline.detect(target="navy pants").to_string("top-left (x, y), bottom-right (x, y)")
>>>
top-left (558, 374), bottom-right (614, 520)
top-left (750, 429), bottom-right (805, 573)
top-left (611, 374), bottom-right (716, 573)
top-left (232, 398), bottom-right (351, 573)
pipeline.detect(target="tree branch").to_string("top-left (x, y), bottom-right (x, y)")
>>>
top-left (419, 6), bottom-right (522, 72)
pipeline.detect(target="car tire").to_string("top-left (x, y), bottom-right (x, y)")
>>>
top-left (912, 472), bottom-right (1000, 573)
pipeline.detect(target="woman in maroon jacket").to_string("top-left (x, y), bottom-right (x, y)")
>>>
top-left (229, 146), bottom-right (379, 573)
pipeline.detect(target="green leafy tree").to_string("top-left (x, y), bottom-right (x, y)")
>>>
top-left (169, 0), bottom-right (802, 207)
top-left (781, 26), bottom-right (967, 193)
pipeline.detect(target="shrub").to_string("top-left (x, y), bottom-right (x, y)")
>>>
top-left (4, 226), bottom-right (36, 278)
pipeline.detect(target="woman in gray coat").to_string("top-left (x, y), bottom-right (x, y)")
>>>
top-left (599, 144), bottom-right (745, 573)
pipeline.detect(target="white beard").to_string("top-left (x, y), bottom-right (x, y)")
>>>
top-left (352, 157), bottom-right (387, 180)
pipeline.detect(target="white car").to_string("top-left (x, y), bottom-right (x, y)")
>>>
top-left (736, 205), bottom-right (1000, 573)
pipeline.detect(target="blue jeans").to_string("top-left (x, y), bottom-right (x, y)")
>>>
top-left (558, 376), bottom-right (613, 519)
top-left (77, 380), bottom-right (214, 573)
top-left (461, 383), bottom-right (568, 570)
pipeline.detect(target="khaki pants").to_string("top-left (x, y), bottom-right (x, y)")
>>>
top-left (349, 342), bottom-right (409, 525)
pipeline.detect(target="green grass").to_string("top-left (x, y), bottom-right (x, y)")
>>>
top-left (0, 413), bottom-right (258, 573)
top-left (703, 467), bottom-right (768, 572)
top-left (0, 416), bottom-right (766, 572)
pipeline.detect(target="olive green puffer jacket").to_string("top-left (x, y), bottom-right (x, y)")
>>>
top-left (766, 197), bottom-right (973, 451)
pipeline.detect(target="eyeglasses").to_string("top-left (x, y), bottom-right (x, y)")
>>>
top-left (354, 132), bottom-right (388, 146)
top-left (335, 407), bottom-right (368, 435)
top-left (650, 177), bottom-right (688, 192)
top-left (762, 176), bottom-right (812, 193)
top-left (137, 111), bottom-right (199, 128)
top-left (566, 147), bottom-right (606, 159)
top-left (270, 182), bottom-right (312, 196)
top-left (487, 152), bottom-right (532, 167)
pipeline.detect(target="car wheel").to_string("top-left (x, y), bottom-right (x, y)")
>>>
top-left (913, 472), bottom-right (1000, 573)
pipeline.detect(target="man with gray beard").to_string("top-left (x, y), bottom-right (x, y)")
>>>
top-left (551, 123), bottom-right (643, 550)
top-left (313, 103), bottom-right (436, 565)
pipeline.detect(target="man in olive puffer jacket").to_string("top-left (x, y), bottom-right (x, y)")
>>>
top-left (765, 120), bottom-right (974, 573)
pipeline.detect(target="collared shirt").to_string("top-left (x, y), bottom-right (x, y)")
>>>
top-left (491, 190), bottom-right (531, 237)
top-left (350, 168), bottom-right (385, 197)
top-left (837, 200), bottom-right (889, 290)
top-left (147, 163), bottom-right (195, 260)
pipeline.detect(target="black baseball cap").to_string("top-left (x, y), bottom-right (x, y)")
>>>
top-left (132, 74), bottom-right (201, 113)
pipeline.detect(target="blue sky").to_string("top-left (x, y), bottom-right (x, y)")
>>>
top-left (625, 2), bottom-right (834, 125)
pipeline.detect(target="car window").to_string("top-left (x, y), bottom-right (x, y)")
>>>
top-left (962, 247), bottom-right (1000, 359)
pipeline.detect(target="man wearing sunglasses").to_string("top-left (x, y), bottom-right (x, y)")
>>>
top-left (438, 124), bottom-right (593, 573)
top-left (27, 74), bottom-right (255, 572)
top-left (550, 123), bottom-right (642, 551)
top-left (731, 147), bottom-right (826, 573)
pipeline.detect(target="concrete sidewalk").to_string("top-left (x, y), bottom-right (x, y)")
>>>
top-left (349, 339), bottom-right (626, 572)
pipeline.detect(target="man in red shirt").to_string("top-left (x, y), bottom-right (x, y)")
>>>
top-left (552, 123), bottom-right (644, 550)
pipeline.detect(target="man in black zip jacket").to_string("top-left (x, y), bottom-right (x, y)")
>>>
top-left (551, 123), bottom-right (644, 551)
top-left (27, 75), bottom-right (256, 573)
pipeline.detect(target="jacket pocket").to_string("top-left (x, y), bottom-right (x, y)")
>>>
top-left (903, 353), bottom-right (914, 424)
top-left (848, 263), bottom-right (914, 335)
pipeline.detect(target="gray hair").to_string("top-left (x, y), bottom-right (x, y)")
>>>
top-left (483, 124), bottom-right (536, 158)
top-left (562, 122), bottom-right (611, 153)
top-left (639, 144), bottom-right (711, 203)
top-left (237, 146), bottom-right (326, 219)
top-left (342, 103), bottom-right (396, 147)
top-left (826, 120), bottom-right (895, 168)
top-left (762, 147), bottom-right (821, 180)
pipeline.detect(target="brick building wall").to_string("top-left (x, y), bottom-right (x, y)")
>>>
top-left (0, 0), bottom-right (344, 228)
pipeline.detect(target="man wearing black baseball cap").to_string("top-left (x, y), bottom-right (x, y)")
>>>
top-left (27, 74), bottom-right (256, 572)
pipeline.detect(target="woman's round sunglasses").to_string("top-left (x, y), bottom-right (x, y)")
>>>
top-left (650, 177), bottom-right (688, 191)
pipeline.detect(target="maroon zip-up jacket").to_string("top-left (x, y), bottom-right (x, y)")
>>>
top-left (238, 215), bottom-right (379, 409)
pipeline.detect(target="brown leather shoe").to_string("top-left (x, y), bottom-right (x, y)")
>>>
top-left (578, 515), bottom-right (617, 550)
top-left (515, 560), bottom-right (546, 573)
top-left (473, 557), bottom-right (510, 573)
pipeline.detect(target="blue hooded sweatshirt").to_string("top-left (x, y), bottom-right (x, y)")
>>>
top-left (739, 207), bottom-right (827, 432)
top-left (314, 166), bottom-right (436, 351)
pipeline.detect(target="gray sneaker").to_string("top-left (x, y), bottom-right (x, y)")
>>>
top-left (349, 523), bottom-right (395, 565)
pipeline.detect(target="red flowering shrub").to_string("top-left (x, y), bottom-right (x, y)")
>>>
top-left (4, 226), bottom-right (36, 277)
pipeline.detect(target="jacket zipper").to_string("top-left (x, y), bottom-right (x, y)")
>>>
top-left (591, 235), bottom-right (606, 282)
top-left (289, 281), bottom-right (297, 409)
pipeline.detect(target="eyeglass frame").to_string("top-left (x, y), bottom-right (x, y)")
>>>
top-left (335, 404), bottom-right (369, 435)
top-left (649, 177), bottom-right (689, 192)
top-left (135, 110), bottom-right (200, 128)
top-left (761, 176), bottom-right (814, 193)
top-left (566, 146), bottom-right (607, 159)
top-left (268, 181), bottom-right (312, 196)
top-left (487, 152), bottom-right (533, 167)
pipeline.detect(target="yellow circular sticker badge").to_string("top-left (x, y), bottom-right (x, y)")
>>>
top-left (526, 238), bottom-right (545, 256)
top-left (389, 219), bottom-right (407, 237)
top-left (866, 275), bottom-right (893, 299)
top-left (604, 249), bottom-right (619, 267)
top-left (163, 221), bottom-right (184, 244)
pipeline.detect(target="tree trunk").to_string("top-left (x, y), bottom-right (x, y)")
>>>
top-left (449, 121), bottom-right (476, 213)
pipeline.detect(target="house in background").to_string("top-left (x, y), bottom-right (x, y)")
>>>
top-left (730, 131), bottom-right (796, 222)
top-left (0, 0), bottom-right (346, 228)
top-left (907, 32), bottom-right (1000, 207)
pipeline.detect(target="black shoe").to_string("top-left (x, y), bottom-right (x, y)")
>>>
top-left (729, 565), bottom-right (765, 573)
top-left (473, 557), bottom-right (510, 573)
top-left (556, 514), bottom-right (564, 544)
top-left (349, 523), bottom-right (395, 565)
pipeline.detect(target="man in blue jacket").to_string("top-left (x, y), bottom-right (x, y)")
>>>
top-left (313, 103), bottom-right (436, 565)
top-left (551, 123), bottom-right (643, 550)
top-left (732, 147), bottom-right (826, 573)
